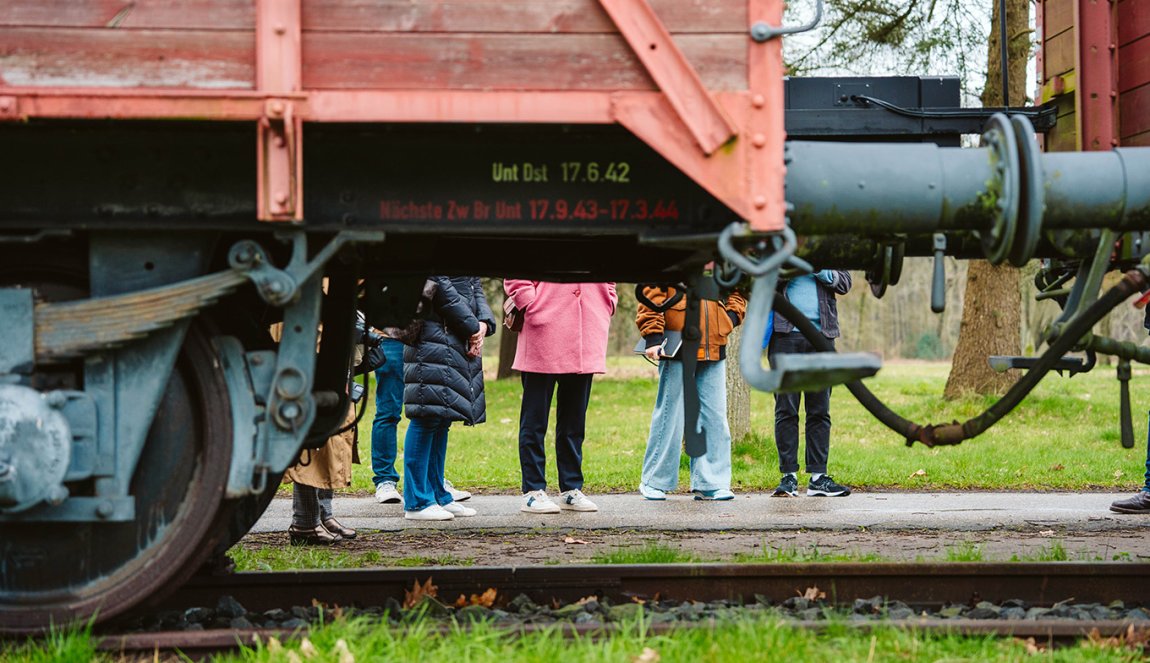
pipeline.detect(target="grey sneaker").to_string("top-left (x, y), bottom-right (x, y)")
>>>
top-left (807, 474), bottom-right (851, 497)
top-left (772, 474), bottom-right (798, 497)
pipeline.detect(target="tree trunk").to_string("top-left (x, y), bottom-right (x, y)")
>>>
top-left (725, 326), bottom-right (751, 442)
top-left (942, 0), bottom-right (1030, 398)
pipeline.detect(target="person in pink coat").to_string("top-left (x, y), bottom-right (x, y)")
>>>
top-left (503, 280), bottom-right (617, 514)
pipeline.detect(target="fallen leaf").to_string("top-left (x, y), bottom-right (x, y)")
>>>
top-left (630, 596), bottom-right (647, 605)
top-left (1022, 636), bottom-right (1042, 654)
top-left (500, 418), bottom-right (512, 424)
top-left (909, 469), bottom-right (927, 479)
top-left (564, 536), bottom-right (589, 545)
top-left (1038, 530), bottom-right (1055, 537)
top-left (632, 647), bottom-right (661, 663)
top-left (403, 577), bottom-right (438, 609)
top-left (1114, 470), bottom-right (1125, 480)
top-left (335, 639), bottom-right (355, 663)
top-left (576, 594), bottom-right (599, 605)
top-left (1050, 463), bottom-right (1065, 472)
top-left (300, 638), bottom-right (318, 659)
top-left (800, 586), bottom-right (826, 601)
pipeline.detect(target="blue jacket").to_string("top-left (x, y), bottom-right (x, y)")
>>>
top-left (403, 276), bottom-right (496, 424)
top-left (772, 270), bottom-right (852, 339)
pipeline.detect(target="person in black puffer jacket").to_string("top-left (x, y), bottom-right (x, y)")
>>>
top-left (402, 276), bottom-right (496, 521)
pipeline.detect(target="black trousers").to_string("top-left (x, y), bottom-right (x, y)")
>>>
top-left (518, 372), bottom-right (594, 493)
top-left (768, 331), bottom-right (833, 475)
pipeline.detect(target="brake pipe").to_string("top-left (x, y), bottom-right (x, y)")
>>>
top-left (772, 267), bottom-right (1149, 447)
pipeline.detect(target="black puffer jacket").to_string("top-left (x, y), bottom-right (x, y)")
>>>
top-left (403, 276), bottom-right (497, 424)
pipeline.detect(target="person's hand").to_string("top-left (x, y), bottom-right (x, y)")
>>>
top-left (468, 321), bottom-right (488, 357)
top-left (644, 344), bottom-right (663, 362)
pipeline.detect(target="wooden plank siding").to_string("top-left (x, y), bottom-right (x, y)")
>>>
top-left (1044, 0), bottom-right (1074, 38)
top-left (0, 1), bottom-right (255, 30)
top-left (0, 1), bottom-right (747, 93)
top-left (301, 0), bottom-right (745, 33)
top-left (1044, 28), bottom-right (1077, 78)
top-left (301, 33), bottom-right (745, 91)
top-left (0, 27), bottom-right (255, 89)
top-left (1117, 0), bottom-right (1150, 142)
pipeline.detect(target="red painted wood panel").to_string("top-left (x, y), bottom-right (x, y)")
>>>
top-left (302, 33), bottom-right (746, 91)
top-left (1125, 130), bottom-right (1150, 146)
top-left (1043, 0), bottom-right (1074, 40)
top-left (0, 0), bottom-right (254, 30)
top-left (1119, 35), bottom-right (1150, 93)
top-left (1117, 0), bottom-right (1150, 48)
top-left (301, 0), bottom-right (744, 33)
top-left (1120, 82), bottom-right (1150, 139)
top-left (1045, 27), bottom-right (1076, 77)
top-left (0, 27), bottom-right (254, 89)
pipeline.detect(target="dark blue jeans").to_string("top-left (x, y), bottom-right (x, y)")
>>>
top-left (1143, 410), bottom-right (1150, 492)
top-left (371, 339), bottom-right (405, 487)
top-left (402, 416), bottom-right (453, 512)
top-left (518, 372), bottom-right (593, 494)
top-left (769, 331), bottom-right (834, 475)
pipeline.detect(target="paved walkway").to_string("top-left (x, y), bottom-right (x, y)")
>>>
top-left (253, 492), bottom-right (1150, 534)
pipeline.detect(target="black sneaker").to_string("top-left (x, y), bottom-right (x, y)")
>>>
top-left (1110, 490), bottom-right (1150, 514)
top-left (772, 474), bottom-right (798, 497)
top-left (807, 475), bottom-right (851, 497)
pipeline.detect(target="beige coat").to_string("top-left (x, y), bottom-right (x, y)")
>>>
top-left (283, 409), bottom-right (357, 490)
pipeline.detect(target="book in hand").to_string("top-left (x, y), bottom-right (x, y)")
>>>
top-left (632, 330), bottom-right (683, 358)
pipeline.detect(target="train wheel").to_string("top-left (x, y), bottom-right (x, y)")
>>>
top-left (0, 326), bottom-right (233, 633)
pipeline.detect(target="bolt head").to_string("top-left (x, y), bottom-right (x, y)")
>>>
top-left (269, 101), bottom-right (285, 116)
top-left (279, 402), bottom-right (301, 420)
top-left (752, 133), bottom-right (767, 148)
top-left (96, 500), bottom-right (114, 518)
top-left (752, 95), bottom-right (766, 108)
top-left (753, 196), bottom-right (767, 209)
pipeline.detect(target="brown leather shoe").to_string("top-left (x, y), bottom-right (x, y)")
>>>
top-left (289, 524), bottom-right (343, 545)
top-left (1110, 491), bottom-right (1150, 514)
top-left (322, 518), bottom-right (357, 540)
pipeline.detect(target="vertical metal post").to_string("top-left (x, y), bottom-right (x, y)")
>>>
top-left (256, 0), bottom-right (303, 221)
top-left (999, 0), bottom-right (1010, 106)
top-left (1076, 0), bottom-right (1119, 150)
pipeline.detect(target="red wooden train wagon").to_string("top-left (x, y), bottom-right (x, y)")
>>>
top-left (2, 0), bottom-right (1149, 633)
top-left (1038, 0), bottom-right (1149, 151)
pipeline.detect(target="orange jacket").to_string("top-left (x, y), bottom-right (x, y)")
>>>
top-left (635, 286), bottom-right (747, 362)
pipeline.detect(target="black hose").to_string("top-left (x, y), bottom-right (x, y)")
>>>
top-left (772, 269), bottom-right (1147, 447)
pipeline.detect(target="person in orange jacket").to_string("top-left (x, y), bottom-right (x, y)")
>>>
top-left (635, 285), bottom-right (746, 500)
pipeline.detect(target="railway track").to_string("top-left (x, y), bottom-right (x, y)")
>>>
top-left (92, 562), bottom-right (1150, 658)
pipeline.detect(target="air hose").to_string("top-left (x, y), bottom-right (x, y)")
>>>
top-left (771, 268), bottom-right (1149, 447)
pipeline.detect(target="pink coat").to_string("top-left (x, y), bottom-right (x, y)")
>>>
top-left (503, 281), bottom-right (617, 375)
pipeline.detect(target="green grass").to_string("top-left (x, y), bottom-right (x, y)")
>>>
top-left (8, 611), bottom-right (1144, 662)
top-left (348, 359), bottom-right (1150, 494)
top-left (229, 546), bottom-right (474, 571)
top-left (221, 615), bottom-right (1144, 663)
top-left (944, 541), bottom-right (985, 562)
top-left (733, 545), bottom-right (885, 564)
top-left (590, 543), bottom-right (702, 564)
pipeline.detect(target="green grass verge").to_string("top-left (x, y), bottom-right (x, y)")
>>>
top-left (7, 615), bottom-right (1138, 663)
top-left (230, 546), bottom-right (475, 572)
top-left (347, 359), bottom-right (1150, 495)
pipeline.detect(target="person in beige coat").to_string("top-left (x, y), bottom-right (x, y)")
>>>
top-left (284, 410), bottom-right (359, 545)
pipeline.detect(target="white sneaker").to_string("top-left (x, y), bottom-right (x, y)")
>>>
top-left (375, 481), bottom-right (402, 504)
top-left (404, 504), bottom-right (454, 521)
top-left (443, 502), bottom-right (477, 517)
top-left (639, 483), bottom-right (667, 501)
top-left (444, 479), bottom-right (471, 502)
top-left (560, 489), bottom-right (599, 512)
top-left (521, 490), bottom-right (560, 514)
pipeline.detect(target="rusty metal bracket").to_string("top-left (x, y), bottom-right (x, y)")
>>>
top-left (258, 100), bottom-right (302, 221)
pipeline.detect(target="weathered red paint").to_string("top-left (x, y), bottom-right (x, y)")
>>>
top-left (0, 0), bottom-right (786, 231)
top-left (257, 0), bottom-right (302, 222)
top-left (1076, 0), bottom-right (1118, 149)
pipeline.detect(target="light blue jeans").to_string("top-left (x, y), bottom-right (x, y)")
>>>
top-left (402, 416), bottom-right (454, 512)
top-left (640, 359), bottom-right (731, 492)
